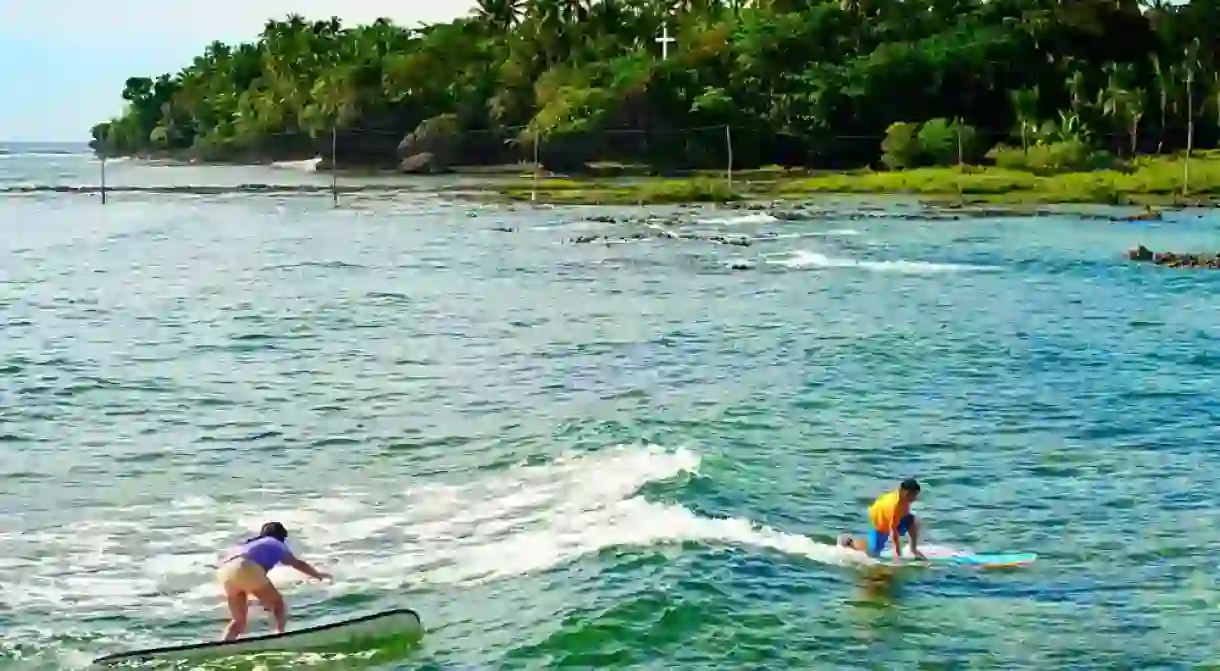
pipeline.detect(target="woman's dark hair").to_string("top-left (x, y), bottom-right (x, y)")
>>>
top-left (900, 478), bottom-right (921, 493)
top-left (247, 521), bottom-right (289, 543)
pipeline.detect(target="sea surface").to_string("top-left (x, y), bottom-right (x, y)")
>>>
top-left (2, 142), bottom-right (1219, 670)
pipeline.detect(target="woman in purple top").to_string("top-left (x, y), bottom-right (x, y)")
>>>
top-left (215, 521), bottom-right (332, 640)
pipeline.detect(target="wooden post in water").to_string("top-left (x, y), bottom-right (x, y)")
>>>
top-left (100, 155), bottom-right (107, 205)
top-left (331, 126), bottom-right (339, 207)
top-left (532, 130), bottom-right (540, 203)
top-left (725, 125), bottom-right (733, 193)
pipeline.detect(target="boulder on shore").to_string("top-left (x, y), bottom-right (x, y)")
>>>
top-left (398, 152), bottom-right (437, 174)
top-left (397, 114), bottom-right (461, 173)
top-left (1127, 245), bottom-right (1220, 269)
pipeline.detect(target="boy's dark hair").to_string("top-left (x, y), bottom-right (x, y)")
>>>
top-left (900, 478), bottom-right (921, 493)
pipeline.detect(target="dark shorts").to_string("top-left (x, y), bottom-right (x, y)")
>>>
top-left (866, 514), bottom-right (914, 557)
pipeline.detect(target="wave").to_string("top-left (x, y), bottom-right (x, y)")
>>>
top-left (697, 213), bottom-right (779, 225)
top-left (766, 229), bottom-right (862, 240)
top-left (769, 249), bottom-right (1001, 274)
top-left (0, 443), bottom-right (864, 664)
top-left (0, 150), bottom-right (89, 158)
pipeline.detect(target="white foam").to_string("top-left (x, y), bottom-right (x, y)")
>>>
top-left (269, 157), bottom-right (323, 172)
top-left (770, 249), bottom-right (999, 275)
top-left (767, 229), bottom-right (862, 241)
top-left (1, 443), bottom-right (864, 662)
top-left (697, 213), bottom-right (779, 225)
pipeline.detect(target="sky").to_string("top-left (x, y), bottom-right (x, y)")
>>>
top-left (0, 0), bottom-right (474, 141)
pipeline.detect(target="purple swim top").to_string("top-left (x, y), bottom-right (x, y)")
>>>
top-left (238, 536), bottom-right (291, 572)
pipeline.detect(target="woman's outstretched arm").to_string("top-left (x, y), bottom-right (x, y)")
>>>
top-left (284, 554), bottom-right (332, 581)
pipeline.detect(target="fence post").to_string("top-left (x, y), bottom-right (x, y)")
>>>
top-left (100, 155), bottom-right (107, 205)
top-left (331, 126), bottom-right (339, 207)
top-left (956, 118), bottom-right (963, 166)
top-left (1183, 41), bottom-right (1196, 198)
top-left (532, 130), bottom-right (540, 203)
top-left (725, 125), bottom-right (734, 193)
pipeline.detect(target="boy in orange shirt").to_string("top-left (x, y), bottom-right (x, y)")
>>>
top-left (838, 478), bottom-right (927, 561)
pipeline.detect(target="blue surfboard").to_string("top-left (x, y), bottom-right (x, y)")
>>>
top-left (914, 550), bottom-right (1036, 569)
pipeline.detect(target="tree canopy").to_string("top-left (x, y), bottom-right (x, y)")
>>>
top-left (90, 0), bottom-right (1220, 172)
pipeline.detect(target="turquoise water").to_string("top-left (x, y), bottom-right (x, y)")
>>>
top-left (3, 147), bottom-right (1220, 669)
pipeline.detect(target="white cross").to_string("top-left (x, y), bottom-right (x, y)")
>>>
top-left (656, 23), bottom-right (675, 60)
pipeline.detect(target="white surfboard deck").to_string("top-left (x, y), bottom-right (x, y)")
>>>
top-left (92, 608), bottom-right (422, 667)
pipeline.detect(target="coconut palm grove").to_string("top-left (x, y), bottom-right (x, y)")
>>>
top-left (89, 0), bottom-right (1220, 173)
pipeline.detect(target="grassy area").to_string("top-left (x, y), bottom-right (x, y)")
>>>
top-left (482, 152), bottom-right (1220, 205)
top-left (494, 177), bottom-right (745, 204)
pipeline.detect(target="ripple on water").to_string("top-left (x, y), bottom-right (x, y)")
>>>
top-left (2, 185), bottom-right (1220, 668)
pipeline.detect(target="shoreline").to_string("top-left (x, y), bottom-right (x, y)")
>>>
top-left (72, 152), bottom-right (1220, 208)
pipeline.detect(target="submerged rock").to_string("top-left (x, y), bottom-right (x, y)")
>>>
top-left (1128, 245), bottom-right (1220, 268)
top-left (567, 229), bottom-right (751, 247)
top-left (1128, 245), bottom-right (1154, 262)
top-left (1113, 206), bottom-right (1163, 222)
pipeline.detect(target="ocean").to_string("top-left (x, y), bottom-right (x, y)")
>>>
top-left (2, 142), bottom-right (1219, 669)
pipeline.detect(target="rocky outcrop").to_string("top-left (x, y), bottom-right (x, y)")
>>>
top-left (395, 115), bottom-right (526, 172)
top-left (397, 114), bottom-right (462, 173)
top-left (568, 230), bottom-right (751, 247)
top-left (1128, 245), bottom-right (1220, 268)
top-left (1113, 207), bottom-right (1162, 222)
top-left (398, 151), bottom-right (438, 174)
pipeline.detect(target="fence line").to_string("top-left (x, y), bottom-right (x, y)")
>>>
top-left (83, 123), bottom-right (1210, 206)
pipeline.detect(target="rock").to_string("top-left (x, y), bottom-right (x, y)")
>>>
top-left (398, 152), bottom-right (436, 174)
top-left (565, 225), bottom-right (755, 249)
top-left (1129, 246), bottom-right (1220, 269)
top-left (1127, 245), bottom-right (1153, 261)
top-left (1113, 205), bottom-right (1162, 222)
top-left (397, 114), bottom-right (462, 172)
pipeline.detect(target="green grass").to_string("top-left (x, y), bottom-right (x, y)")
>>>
top-left (480, 152), bottom-right (1220, 206)
top-left (497, 177), bottom-right (743, 204)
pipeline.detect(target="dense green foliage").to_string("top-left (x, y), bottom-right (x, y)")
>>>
top-left (90, 0), bottom-right (1220, 172)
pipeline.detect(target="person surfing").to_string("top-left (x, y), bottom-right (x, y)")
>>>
top-left (215, 521), bottom-right (332, 641)
top-left (837, 478), bottom-right (927, 562)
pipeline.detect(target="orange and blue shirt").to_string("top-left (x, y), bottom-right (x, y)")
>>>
top-left (868, 489), bottom-right (910, 533)
top-left (865, 489), bottom-right (915, 556)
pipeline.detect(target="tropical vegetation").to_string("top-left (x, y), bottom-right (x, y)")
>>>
top-left (90, 0), bottom-right (1220, 179)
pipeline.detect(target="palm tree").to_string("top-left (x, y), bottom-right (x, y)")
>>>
top-left (524, 0), bottom-right (567, 65)
top-left (1066, 68), bottom-right (1088, 114)
top-left (1100, 61), bottom-right (1140, 155)
top-left (1211, 70), bottom-right (1220, 138)
top-left (474, 0), bottom-right (525, 33)
top-left (1125, 88), bottom-right (1145, 155)
top-left (1010, 86), bottom-right (1039, 153)
top-left (1149, 53), bottom-right (1169, 152)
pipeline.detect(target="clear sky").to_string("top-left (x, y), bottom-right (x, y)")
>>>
top-left (0, 1), bottom-right (473, 141)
